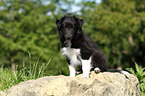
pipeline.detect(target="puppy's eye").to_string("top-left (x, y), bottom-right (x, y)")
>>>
top-left (63, 26), bottom-right (67, 28)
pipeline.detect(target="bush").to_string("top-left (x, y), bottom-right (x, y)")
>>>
top-left (127, 63), bottom-right (145, 95)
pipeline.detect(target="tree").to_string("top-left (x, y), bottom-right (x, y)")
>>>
top-left (0, 0), bottom-right (69, 74)
top-left (80, 0), bottom-right (145, 68)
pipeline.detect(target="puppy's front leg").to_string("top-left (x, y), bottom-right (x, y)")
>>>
top-left (82, 57), bottom-right (92, 78)
top-left (68, 65), bottom-right (76, 77)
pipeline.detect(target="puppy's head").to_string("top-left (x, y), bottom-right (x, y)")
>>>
top-left (56, 15), bottom-right (84, 40)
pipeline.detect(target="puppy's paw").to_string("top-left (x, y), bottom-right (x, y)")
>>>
top-left (69, 75), bottom-right (76, 77)
top-left (94, 67), bottom-right (100, 73)
top-left (76, 71), bottom-right (82, 74)
top-left (82, 75), bottom-right (89, 78)
top-left (82, 73), bottom-right (90, 78)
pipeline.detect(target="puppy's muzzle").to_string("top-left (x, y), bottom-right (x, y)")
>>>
top-left (65, 35), bottom-right (72, 40)
top-left (66, 36), bottom-right (71, 40)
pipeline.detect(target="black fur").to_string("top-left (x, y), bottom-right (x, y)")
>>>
top-left (56, 15), bottom-right (107, 72)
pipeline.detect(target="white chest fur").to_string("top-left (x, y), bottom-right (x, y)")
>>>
top-left (62, 47), bottom-right (81, 66)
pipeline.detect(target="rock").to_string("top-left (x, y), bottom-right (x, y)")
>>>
top-left (7, 72), bottom-right (141, 96)
top-left (0, 91), bottom-right (6, 96)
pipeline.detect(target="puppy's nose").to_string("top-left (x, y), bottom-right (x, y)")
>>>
top-left (66, 36), bottom-right (71, 39)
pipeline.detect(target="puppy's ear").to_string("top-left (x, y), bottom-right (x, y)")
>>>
top-left (62, 15), bottom-right (67, 18)
top-left (56, 19), bottom-right (61, 28)
top-left (78, 19), bottom-right (84, 28)
top-left (73, 16), bottom-right (84, 28)
top-left (73, 15), bottom-right (76, 18)
top-left (56, 15), bottom-right (67, 28)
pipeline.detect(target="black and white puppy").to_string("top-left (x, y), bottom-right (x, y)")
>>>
top-left (56, 15), bottom-right (127, 78)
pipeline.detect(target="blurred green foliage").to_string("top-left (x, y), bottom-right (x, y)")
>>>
top-left (0, 0), bottom-right (145, 75)
top-left (0, 0), bottom-right (69, 75)
top-left (81, 0), bottom-right (145, 68)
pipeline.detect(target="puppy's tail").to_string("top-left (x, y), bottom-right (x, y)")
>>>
top-left (94, 67), bottom-right (130, 74)
top-left (106, 69), bottom-right (130, 74)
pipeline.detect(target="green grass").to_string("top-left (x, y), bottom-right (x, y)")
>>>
top-left (0, 61), bottom-right (145, 96)
top-left (126, 62), bottom-right (145, 96)
top-left (0, 58), bottom-right (51, 92)
top-left (0, 68), bottom-right (16, 92)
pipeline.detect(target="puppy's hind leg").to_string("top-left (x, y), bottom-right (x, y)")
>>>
top-left (94, 67), bottom-right (101, 73)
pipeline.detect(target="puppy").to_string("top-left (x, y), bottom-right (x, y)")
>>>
top-left (56, 15), bottom-right (126, 78)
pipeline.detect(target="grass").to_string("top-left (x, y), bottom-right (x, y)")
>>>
top-left (0, 68), bottom-right (16, 92)
top-left (126, 62), bottom-right (145, 96)
top-left (0, 58), bottom-right (51, 92)
top-left (0, 61), bottom-right (145, 96)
